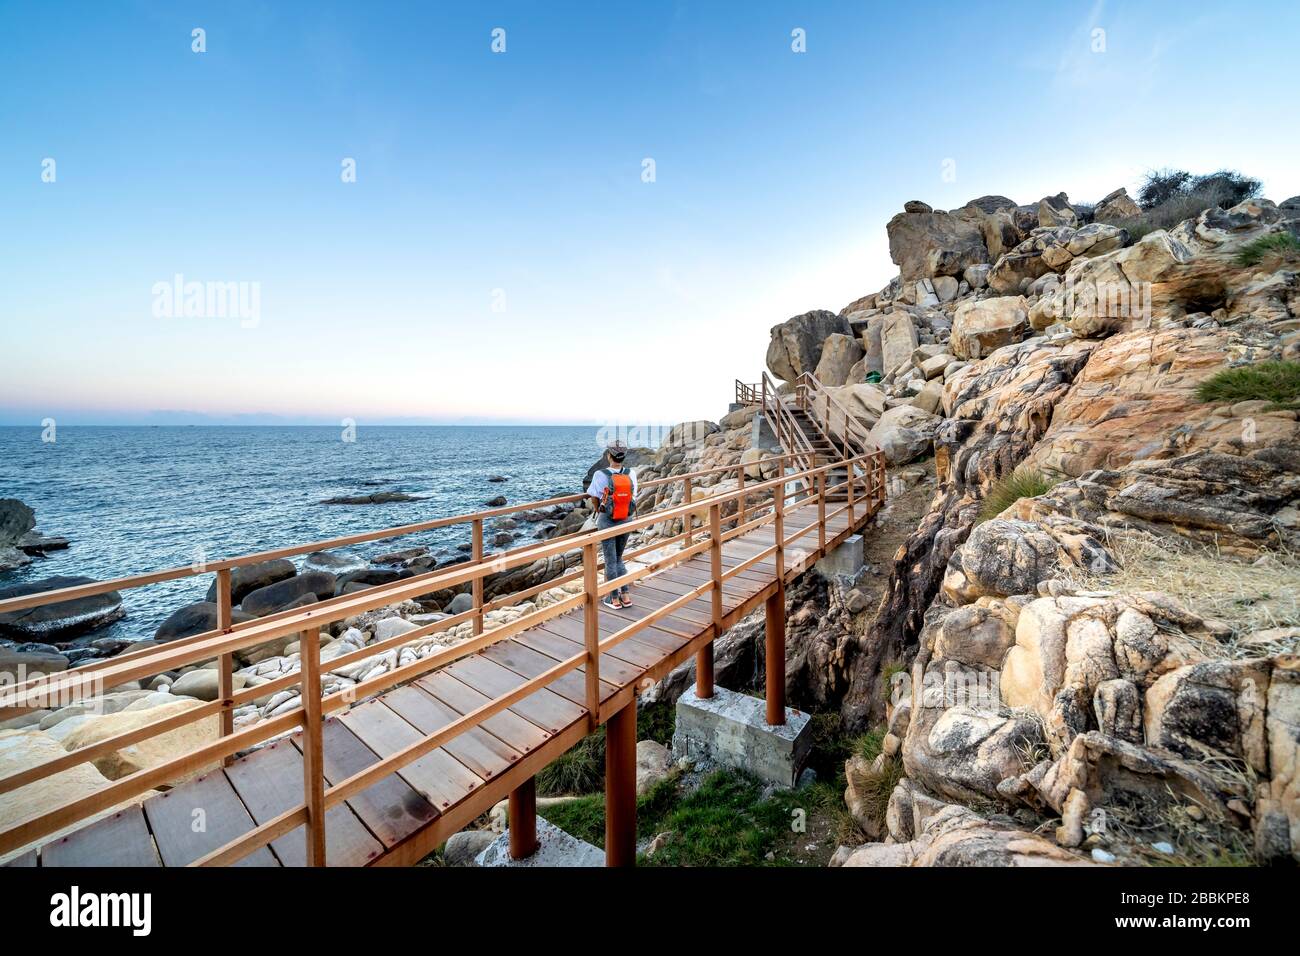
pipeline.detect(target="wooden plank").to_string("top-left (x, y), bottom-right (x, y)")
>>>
top-left (381, 684), bottom-right (521, 781)
top-left (444, 655), bottom-right (585, 734)
top-left (41, 805), bottom-right (160, 867)
top-left (416, 671), bottom-right (551, 755)
top-left (481, 639), bottom-right (619, 704)
top-left (299, 718), bottom-right (437, 849)
top-left (525, 626), bottom-right (660, 671)
top-left (225, 740), bottom-right (383, 867)
top-left (337, 699), bottom-right (484, 812)
top-left (143, 771), bottom-right (279, 867)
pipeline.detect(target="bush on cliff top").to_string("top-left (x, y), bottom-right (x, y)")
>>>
top-left (977, 468), bottom-right (1056, 523)
top-left (1195, 361), bottom-right (1300, 408)
top-left (1137, 167), bottom-right (1261, 211)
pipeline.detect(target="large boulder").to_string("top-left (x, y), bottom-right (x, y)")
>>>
top-left (664, 421), bottom-right (720, 447)
top-left (866, 405), bottom-right (940, 465)
top-left (0, 646), bottom-right (68, 681)
top-left (203, 559), bottom-right (297, 604)
top-left (813, 333), bottom-right (865, 386)
top-left (1037, 192), bottom-right (1079, 228)
top-left (1256, 657), bottom-right (1299, 862)
top-left (60, 698), bottom-right (220, 781)
top-left (950, 296), bottom-right (1029, 359)
top-left (941, 518), bottom-right (1113, 606)
top-left (155, 601), bottom-right (257, 641)
top-left (240, 571), bottom-right (337, 617)
top-left (766, 310), bottom-right (851, 381)
top-left (886, 206), bottom-right (989, 281)
top-left (0, 499), bottom-right (37, 571)
top-left (0, 577), bottom-right (125, 640)
top-left (880, 311), bottom-right (919, 375)
top-left (1143, 660), bottom-right (1271, 772)
top-left (1093, 187), bottom-right (1142, 223)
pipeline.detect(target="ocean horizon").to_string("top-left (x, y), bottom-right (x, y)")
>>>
top-left (2, 424), bottom-right (645, 640)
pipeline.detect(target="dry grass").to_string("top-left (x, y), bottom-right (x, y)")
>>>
top-left (1059, 532), bottom-right (1300, 656)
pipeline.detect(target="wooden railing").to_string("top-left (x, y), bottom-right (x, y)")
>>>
top-left (734, 380), bottom-right (762, 406)
top-left (0, 447), bottom-right (887, 866)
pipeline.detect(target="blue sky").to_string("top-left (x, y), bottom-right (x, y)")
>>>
top-left (2, 0), bottom-right (1297, 425)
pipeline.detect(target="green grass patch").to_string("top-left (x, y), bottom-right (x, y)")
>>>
top-left (1195, 361), bottom-right (1300, 409)
top-left (544, 769), bottom-right (811, 866)
top-left (1235, 231), bottom-right (1300, 267)
top-left (977, 468), bottom-right (1056, 524)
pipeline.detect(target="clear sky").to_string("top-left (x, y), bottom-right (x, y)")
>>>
top-left (2, 0), bottom-right (1297, 426)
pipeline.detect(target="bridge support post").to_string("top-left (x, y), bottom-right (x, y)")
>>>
top-left (508, 777), bottom-right (538, 860)
top-left (216, 568), bottom-right (235, 768)
top-left (765, 585), bottom-right (786, 727)
top-left (605, 700), bottom-right (637, 867)
top-left (300, 627), bottom-right (327, 867)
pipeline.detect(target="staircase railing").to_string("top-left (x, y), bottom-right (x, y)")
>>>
top-left (792, 371), bottom-right (878, 465)
top-left (759, 372), bottom-right (819, 478)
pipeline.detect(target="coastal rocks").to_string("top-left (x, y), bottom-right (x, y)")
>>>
top-left (0, 646), bottom-right (68, 680)
top-left (866, 405), bottom-right (940, 465)
top-left (0, 577), bottom-right (125, 640)
top-left (0, 729), bottom-right (152, 862)
top-left (843, 804), bottom-right (1090, 867)
top-left (320, 491), bottom-right (419, 505)
top-left (0, 499), bottom-right (37, 571)
top-left (304, 551), bottom-right (366, 575)
top-left (203, 559), bottom-right (297, 603)
top-left (154, 601), bottom-right (256, 641)
top-left (886, 205), bottom-right (989, 281)
top-left (240, 571), bottom-right (337, 616)
top-left (950, 296), bottom-right (1029, 359)
top-left (169, 668), bottom-right (249, 701)
top-left (766, 310), bottom-right (852, 381)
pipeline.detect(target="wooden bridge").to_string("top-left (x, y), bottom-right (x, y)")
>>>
top-left (1, 375), bottom-right (883, 867)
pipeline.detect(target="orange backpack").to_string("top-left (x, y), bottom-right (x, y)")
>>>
top-left (600, 469), bottom-right (635, 521)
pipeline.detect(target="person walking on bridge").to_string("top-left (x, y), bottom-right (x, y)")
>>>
top-left (587, 442), bottom-right (639, 609)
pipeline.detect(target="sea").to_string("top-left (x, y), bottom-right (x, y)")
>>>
top-left (0, 425), bottom-right (615, 642)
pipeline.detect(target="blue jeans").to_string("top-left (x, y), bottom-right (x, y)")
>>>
top-left (597, 513), bottom-right (629, 596)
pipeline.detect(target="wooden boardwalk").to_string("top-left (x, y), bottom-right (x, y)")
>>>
top-left (12, 497), bottom-right (862, 868)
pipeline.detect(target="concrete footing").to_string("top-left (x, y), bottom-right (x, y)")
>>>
top-left (815, 532), bottom-right (864, 579)
top-left (671, 686), bottom-right (812, 789)
top-left (475, 818), bottom-right (604, 867)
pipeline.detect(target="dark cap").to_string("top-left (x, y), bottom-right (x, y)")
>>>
top-left (607, 442), bottom-right (628, 462)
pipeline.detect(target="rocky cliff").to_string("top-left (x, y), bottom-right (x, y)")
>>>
top-left (761, 187), bottom-right (1299, 866)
